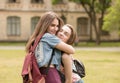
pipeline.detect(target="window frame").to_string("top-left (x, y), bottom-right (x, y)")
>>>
top-left (7, 16), bottom-right (21, 36)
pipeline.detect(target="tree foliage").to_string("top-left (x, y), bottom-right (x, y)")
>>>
top-left (103, 0), bottom-right (120, 34)
top-left (52, 0), bottom-right (112, 44)
top-left (70, 0), bottom-right (111, 45)
top-left (52, 0), bottom-right (64, 4)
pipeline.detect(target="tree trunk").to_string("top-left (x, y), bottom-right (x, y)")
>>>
top-left (92, 16), bottom-right (101, 45)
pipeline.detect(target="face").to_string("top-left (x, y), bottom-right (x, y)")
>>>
top-left (57, 25), bottom-right (71, 43)
top-left (47, 18), bottom-right (59, 35)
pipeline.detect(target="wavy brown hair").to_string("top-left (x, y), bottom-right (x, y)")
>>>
top-left (26, 11), bottom-right (64, 52)
top-left (65, 24), bottom-right (76, 45)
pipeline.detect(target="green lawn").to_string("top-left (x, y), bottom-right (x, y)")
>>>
top-left (0, 49), bottom-right (120, 83)
top-left (75, 50), bottom-right (120, 83)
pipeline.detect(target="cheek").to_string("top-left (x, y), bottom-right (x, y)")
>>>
top-left (56, 33), bottom-right (60, 37)
top-left (64, 37), bottom-right (69, 43)
top-left (66, 36), bottom-right (71, 42)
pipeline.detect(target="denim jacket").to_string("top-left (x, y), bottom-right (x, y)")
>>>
top-left (35, 33), bottom-right (62, 70)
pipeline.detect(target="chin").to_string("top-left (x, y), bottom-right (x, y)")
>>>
top-left (51, 32), bottom-right (55, 35)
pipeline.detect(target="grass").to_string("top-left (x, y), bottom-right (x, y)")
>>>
top-left (0, 50), bottom-right (25, 83)
top-left (74, 50), bottom-right (120, 83)
top-left (0, 42), bottom-right (26, 46)
top-left (0, 49), bottom-right (120, 83)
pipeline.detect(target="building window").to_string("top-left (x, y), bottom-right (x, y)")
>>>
top-left (31, 0), bottom-right (44, 3)
top-left (61, 15), bottom-right (66, 24)
top-left (101, 30), bottom-right (109, 35)
top-left (7, 16), bottom-right (20, 36)
top-left (31, 16), bottom-right (40, 34)
top-left (77, 17), bottom-right (89, 36)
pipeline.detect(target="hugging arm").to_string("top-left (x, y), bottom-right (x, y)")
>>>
top-left (55, 41), bottom-right (75, 54)
top-left (42, 33), bottom-right (74, 54)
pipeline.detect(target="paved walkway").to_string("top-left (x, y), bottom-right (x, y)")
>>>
top-left (0, 46), bottom-right (120, 52)
top-left (75, 47), bottom-right (120, 52)
top-left (0, 46), bottom-right (25, 50)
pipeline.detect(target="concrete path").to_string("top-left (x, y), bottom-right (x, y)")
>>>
top-left (0, 46), bottom-right (120, 52)
top-left (0, 46), bottom-right (25, 50)
top-left (75, 47), bottom-right (120, 52)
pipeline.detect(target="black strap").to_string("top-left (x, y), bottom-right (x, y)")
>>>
top-left (45, 49), bottom-right (55, 75)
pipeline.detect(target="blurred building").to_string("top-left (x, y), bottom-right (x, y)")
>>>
top-left (0, 0), bottom-right (119, 42)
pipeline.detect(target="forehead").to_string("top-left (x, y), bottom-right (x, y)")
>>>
top-left (61, 25), bottom-right (71, 34)
top-left (51, 18), bottom-right (59, 24)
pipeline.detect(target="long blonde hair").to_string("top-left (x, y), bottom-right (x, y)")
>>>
top-left (26, 11), bottom-right (64, 52)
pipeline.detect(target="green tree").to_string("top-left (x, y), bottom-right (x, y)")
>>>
top-left (71, 0), bottom-right (111, 45)
top-left (103, 0), bottom-right (120, 34)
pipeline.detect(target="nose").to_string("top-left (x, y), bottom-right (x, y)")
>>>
top-left (55, 26), bottom-right (59, 31)
top-left (59, 31), bottom-right (64, 36)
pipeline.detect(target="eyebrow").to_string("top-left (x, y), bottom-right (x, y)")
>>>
top-left (51, 23), bottom-right (58, 26)
top-left (62, 29), bottom-right (71, 36)
top-left (65, 31), bottom-right (70, 36)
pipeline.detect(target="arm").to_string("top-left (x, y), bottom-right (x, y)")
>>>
top-left (62, 53), bottom-right (72, 83)
top-left (55, 41), bottom-right (75, 54)
top-left (42, 33), bottom-right (75, 54)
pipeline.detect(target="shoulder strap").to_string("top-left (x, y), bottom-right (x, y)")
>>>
top-left (30, 34), bottom-right (43, 52)
top-left (45, 49), bottom-right (55, 74)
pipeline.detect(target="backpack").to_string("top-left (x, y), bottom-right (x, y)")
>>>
top-left (58, 59), bottom-right (86, 83)
top-left (21, 34), bottom-right (55, 83)
top-left (21, 35), bottom-right (46, 83)
top-left (73, 59), bottom-right (86, 78)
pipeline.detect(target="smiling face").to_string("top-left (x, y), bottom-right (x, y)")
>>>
top-left (47, 18), bottom-right (59, 35)
top-left (57, 25), bottom-right (72, 43)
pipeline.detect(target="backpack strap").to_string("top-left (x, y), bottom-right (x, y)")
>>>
top-left (45, 49), bottom-right (55, 75)
top-left (30, 34), bottom-right (43, 52)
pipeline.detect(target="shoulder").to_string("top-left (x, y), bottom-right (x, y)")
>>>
top-left (41, 33), bottom-right (61, 47)
top-left (43, 33), bottom-right (56, 38)
top-left (42, 33), bottom-right (60, 40)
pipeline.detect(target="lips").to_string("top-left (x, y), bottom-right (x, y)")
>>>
top-left (59, 36), bottom-right (64, 40)
top-left (50, 31), bottom-right (56, 35)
